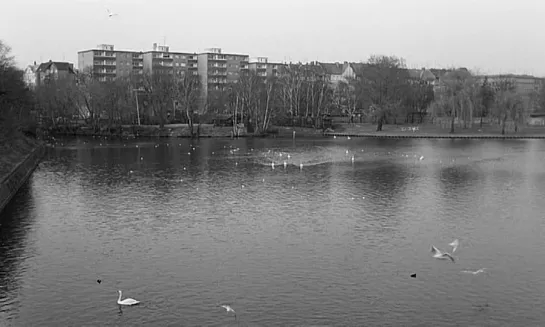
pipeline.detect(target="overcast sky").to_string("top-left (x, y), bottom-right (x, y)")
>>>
top-left (2, 0), bottom-right (544, 75)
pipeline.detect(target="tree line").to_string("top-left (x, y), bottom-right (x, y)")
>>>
top-left (2, 38), bottom-right (545, 137)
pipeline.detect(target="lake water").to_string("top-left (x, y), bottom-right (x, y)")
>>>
top-left (1, 136), bottom-right (545, 326)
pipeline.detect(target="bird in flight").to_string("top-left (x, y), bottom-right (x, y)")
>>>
top-left (462, 268), bottom-right (486, 275)
top-left (430, 245), bottom-right (455, 262)
top-left (107, 9), bottom-right (118, 18)
top-left (449, 239), bottom-right (459, 253)
top-left (220, 305), bottom-right (236, 319)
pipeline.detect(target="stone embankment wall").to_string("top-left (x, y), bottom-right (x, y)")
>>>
top-left (0, 144), bottom-right (45, 215)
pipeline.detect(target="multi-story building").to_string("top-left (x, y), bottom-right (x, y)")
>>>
top-left (142, 43), bottom-right (198, 77)
top-left (197, 48), bottom-right (249, 110)
top-left (78, 44), bottom-right (144, 81)
top-left (248, 57), bottom-right (283, 80)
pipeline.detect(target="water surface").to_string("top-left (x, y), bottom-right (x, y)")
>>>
top-left (1, 137), bottom-right (545, 326)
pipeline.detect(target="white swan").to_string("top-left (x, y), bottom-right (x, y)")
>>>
top-left (449, 239), bottom-right (459, 253)
top-left (430, 245), bottom-right (455, 262)
top-left (117, 290), bottom-right (140, 306)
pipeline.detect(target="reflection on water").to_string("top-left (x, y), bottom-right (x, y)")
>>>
top-left (1, 137), bottom-right (545, 326)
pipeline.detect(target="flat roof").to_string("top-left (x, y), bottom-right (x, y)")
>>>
top-left (199, 52), bottom-right (249, 56)
top-left (77, 48), bottom-right (145, 54)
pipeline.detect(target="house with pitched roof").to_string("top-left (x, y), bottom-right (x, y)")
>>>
top-left (24, 62), bottom-right (39, 89)
top-left (342, 63), bottom-right (367, 81)
top-left (318, 62), bottom-right (346, 85)
top-left (35, 60), bottom-right (76, 86)
top-left (406, 68), bottom-right (436, 85)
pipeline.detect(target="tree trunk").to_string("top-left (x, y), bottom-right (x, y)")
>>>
top-left (501, 114), bottom-right (507, 135)
top-left (233, 95), bottom-right (238, 137)
top-left (186, 107), bottom-right (193, 138)
top-left (376, 112), bottom-right (384, 131)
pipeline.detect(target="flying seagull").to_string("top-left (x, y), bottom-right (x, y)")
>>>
top-left (449, 239), bottom-right (459, 253)
top-left (430, 245), bottom-right (455, 262)
top-left (220, 305), bottom-right (236, 319)
top-left (461, 268), bottom-right (486, 275)
top-left (107, 9), bottom-right (118, 18)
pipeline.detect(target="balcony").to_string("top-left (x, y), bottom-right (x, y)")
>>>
top-left (257, 65), bottom-right (267, 70)
top-left (153, 54), bottom-right (173, 59)
top-left (211, 63), bottom-right (227, 68)
top-left (188, 64), bottom-right (198, 68)
top-left (240, 65), bottom-right (249, 69)
top-left (94, 61), bottom-right (116, 66)
top-left (208, 54), bottom-right (226, 61)
top-left (132, 62), bottom-right (143, 67)
top-left (154, 61), bottom-right (173, 67)
top-left (209, 71), bottom-right (227, 76)
top-left (208, 78), bottom-right (226, 84)
top-left (95, 69), bottom-right (116, 75)
top-left (94, 51), bottom-right (116, 58)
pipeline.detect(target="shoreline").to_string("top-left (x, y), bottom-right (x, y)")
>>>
top-left (0, 133), bottom-right (45, 215)
top-left (323, 132), bottom-right (545, 139)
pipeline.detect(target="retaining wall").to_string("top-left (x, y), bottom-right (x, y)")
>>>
top-left (0, 144), bottom-right (46, 215)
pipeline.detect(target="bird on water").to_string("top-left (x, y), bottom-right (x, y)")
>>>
top-left (117, 290), bottom-right (140, 306)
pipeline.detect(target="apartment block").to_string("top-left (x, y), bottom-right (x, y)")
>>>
top-left (248, 57), bottom-right (283, 80)
top-left (142, 43), bottom-right (198, 77)
top-left (77, 44), bottom-right (144, 81)
top-left (197, 48), bottom-right (249, 110)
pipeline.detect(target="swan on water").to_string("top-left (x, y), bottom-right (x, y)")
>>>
top-left (117, 290), bottom-right (140, 306)
top-left (430, 245), bottom-right (455, 262)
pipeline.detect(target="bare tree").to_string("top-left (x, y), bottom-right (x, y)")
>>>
top-left (435, 68), bottom-right (477, 133)
top-left (171, 73), bottom-right (201, 138)
top-left (142, 73), bottom-right (172, 128)
top-left (362, 55), bottom-right (409, 131)
top-left (493, 78), bottom-right (523, 134)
